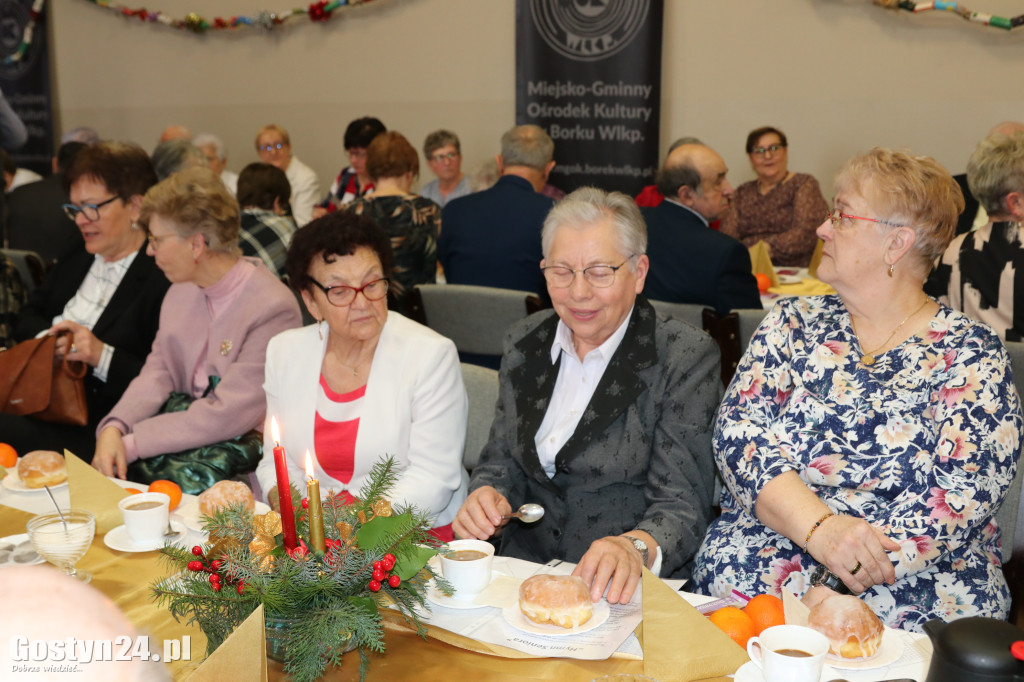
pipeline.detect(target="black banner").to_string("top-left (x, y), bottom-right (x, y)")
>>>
top-left (516, 0), bottom-right (662, 196)
top-left (0, 0), bottom-right (53, 175)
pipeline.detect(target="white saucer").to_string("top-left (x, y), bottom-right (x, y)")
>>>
top-left (733, 660), bottom-right (837, 682)
top-left (3, 472), bottom-right (68, 493)
top-left (104, 521), bottom-right (187, 552)
top-left (177, 498), bottom-right (271, 533)
top-left (826, 627), bottom-right (904, 669)
top-left (425, 570), bottom-right (501, 610)
top-left (501, 599), bottom-right (610, 637)
top-left (777, 274), bottom-right (803, 285)
top-left (0, 533), bottom-right (44, 566)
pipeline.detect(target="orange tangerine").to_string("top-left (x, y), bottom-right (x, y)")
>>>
top-left (0, 443), bottom-right (16, 469)
top-left (755, 273), bottom-right (772, 292)
top-left (744, 593), bottom-right (786, 634)
top-left (148, 479), bottom-right (182, 511)
top-left (708, 606), bottom-right (757, 648)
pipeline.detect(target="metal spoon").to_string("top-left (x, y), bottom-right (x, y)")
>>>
top-left (501, 503), bottom-right (545, 523)
top-left (43, 485), bottom-right (68, 531)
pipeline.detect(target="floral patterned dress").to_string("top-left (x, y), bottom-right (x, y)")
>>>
top-left (692, 295), bottom-right (1022, 631)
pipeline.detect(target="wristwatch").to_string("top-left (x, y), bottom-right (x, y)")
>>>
top-left (623, 534), bottom-right (649, 567)
top-left (809, 563), bottom-right (852, 595)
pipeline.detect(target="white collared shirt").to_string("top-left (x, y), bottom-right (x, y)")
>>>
top-left (50, 251), bottom-right (138, 381)
top-left (534, 305), bottom-right (634, 477)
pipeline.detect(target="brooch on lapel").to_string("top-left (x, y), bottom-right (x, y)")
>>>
top-left (220, 340), bottom-right (233, 356)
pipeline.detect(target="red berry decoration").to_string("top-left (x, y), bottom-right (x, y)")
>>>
top-left (236, 581), bottom-right (245, 595)
top-left (388, 574), bottom-right (401, 588)
top-left (373, 560), bottom-right (383, 571)
top-left (382, 555), bottom-right (396, 571)
top-left (191, 546), bottom-right (204, 556)
top-left (301, 497), bottom-right (309, 509)
top-left (372, 568), bottom-right (386, 582)
top-left (383, 553), bottom-right (396, 564)
top-left (211, 582), bottom-right (222, 592)
top-left (368, 580), bottom-right (382, 593)
top-left (210, 560), bottom-right (222, 571)
top-left (187, 560), bottom-right (203, 571)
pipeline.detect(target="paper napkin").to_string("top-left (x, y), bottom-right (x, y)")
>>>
top-left (748, 241), bottom-right (779, 286)
top-left (782, 588), bottom-right (810, 626)
top-left (65, 449), bottom-right (129, 534)
top-left (640, 568), bottom-right (748, 681)
top-left (187, 604), bottom-right (267, 682)
top-left (808, 239), bottom-right (824, 278)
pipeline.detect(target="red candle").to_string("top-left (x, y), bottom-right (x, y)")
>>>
top-left (270, 417), bottom-right (298, 550)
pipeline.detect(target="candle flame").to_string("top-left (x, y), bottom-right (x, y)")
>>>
top-left (305, 450), bottom-right (314, 480)
top-left (270, 416), bottom-right (280, 445)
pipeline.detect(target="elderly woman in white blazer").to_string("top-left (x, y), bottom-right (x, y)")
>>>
top-left (256, 212), bottom-right (467, 538)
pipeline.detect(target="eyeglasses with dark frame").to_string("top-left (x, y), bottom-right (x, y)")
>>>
top-left (825, 208), bottom-right (907, 229)
top-left (430, 151), bottom-right (460, 163)
top-left (541, 256), bottom-right (636, 289)
top-left (309, 277), bottom-right (390, 307)
top-left (62, 195), bottom-right (120, 222)
top-left (751, 144), bottom-right (785, 156)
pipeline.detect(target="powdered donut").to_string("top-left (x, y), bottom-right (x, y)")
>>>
top-left (17, 451), bottom-right (67, 489)
top-left (807, 593), bottom-right (884, 658)
top-left (518, 574), bottom-right (594, 629)
top-left (197, 480), bottom-right (255, 517)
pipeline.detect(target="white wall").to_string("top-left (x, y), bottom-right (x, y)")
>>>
top-left (52, 0), bottom-right (1024, 194)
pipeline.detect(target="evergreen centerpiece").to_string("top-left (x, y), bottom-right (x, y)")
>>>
top-left (151, 457), bottom-right (449, 682)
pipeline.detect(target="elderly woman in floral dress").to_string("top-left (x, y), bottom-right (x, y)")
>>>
top-left (693, 148), bottom-right (1023, 630)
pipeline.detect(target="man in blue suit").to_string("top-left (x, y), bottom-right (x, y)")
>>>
top-left (440, 125), bottom-right (556, 296)
top-left (642, 143), bottom-right (761, 313)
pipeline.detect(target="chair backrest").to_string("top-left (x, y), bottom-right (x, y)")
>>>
top-left (460, 362), bottom-right (499, 472)
top-left (648, 299), bottom-right (707, 329)
top-left (2, 248), bottom-right (45, 292)
top-left (415, 284), bottom-right (534, 356)
top-left (736, 308), bottom-right (769, 355)
top-left (998, 340), bottom-right (1024, 563)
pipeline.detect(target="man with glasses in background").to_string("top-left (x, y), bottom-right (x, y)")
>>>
top-left (255, 124), bottom-right (320, 227)
top-left (641, 142), bottom-right (761, 314)
top-left (453, 187), bottom-right (720, 605)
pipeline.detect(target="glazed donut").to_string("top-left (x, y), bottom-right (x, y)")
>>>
top-left (518, 574), bottom-right (594, 629)
top-left (807, 593), bottom-right (884, 658)
top-left (198, 480), bottom-right (255, 517)
top-left (17, 451), bottom-right (67, 489)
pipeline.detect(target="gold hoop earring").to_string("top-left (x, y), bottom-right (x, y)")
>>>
top-left (888, 263), bottom-right (894, 278)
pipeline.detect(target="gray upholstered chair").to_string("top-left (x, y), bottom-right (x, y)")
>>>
top-left (460, 362), bottom-right (499, 472)
top-left (413, 284), bottom-right (534, 357)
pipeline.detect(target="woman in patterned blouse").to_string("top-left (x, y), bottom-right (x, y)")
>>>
top-left (719, 126), bottom-right (828, 267)
top-left (693, 148), bottom-right (1023, 630)
top-left (344, 131), bottom-right (440, 315)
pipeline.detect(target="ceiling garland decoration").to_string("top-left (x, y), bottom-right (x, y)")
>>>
top-left (78, 0), bottom-right (376, 33)
top-left (873, 0), bottom-right (1024, 29)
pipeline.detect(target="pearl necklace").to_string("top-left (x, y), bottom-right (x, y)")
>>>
top-left (850, 297), bottom-right (930, 366)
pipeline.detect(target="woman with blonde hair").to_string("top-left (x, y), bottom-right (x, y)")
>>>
top-left (694, 148), bottom-right (1022, 630)
top-left (92, 167), bottom-right (301, 492)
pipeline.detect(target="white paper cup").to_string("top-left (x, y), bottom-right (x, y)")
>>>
top-left (746, 624), bottom-right (829, 682)
top-left (118, 492), bottom-right (170, 545)
top-left (440, 539), bottom-right (494, 600)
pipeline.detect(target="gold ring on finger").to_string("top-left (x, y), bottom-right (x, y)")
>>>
top-left (849, 561), bottom-right (862, 575)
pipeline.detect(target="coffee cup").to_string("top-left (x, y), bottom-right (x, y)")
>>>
top-left (440, 539), bottom-right (494, 600)
top-left (746, 624), bottom-right (829, 682)
top-left (118, 492), bottom-right (170, 545)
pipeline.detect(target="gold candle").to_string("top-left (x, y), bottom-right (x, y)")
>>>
top-left (304, 451), bottom-right (325, 553)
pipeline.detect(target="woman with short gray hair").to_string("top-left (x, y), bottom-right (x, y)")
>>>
top-left (927, 131), bottom-right (1024, 341)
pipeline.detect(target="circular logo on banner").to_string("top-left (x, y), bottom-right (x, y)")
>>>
top-left (0, 0), bottom-right (39, 80)
top-left (530, 0), bottom-right (649, 62)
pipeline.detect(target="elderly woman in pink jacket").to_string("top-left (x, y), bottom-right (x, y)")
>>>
top-left (92, 167), bottom-right (301, 493)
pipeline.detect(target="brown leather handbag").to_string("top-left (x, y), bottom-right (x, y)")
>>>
top-left (0, 330), bottom-right (88, 426)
